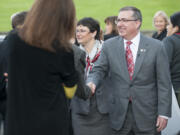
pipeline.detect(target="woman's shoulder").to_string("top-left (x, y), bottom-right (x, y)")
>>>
top-left (173, 33), bottom-right (180, 40)
top-left (162, 34), bottom-right (180, 52)
top-left (4, 30), bottom-right (19, 41)
top-left (55, 47), bottom-right (74, 64)
top-left (164, 34), bottom-right (180, 42)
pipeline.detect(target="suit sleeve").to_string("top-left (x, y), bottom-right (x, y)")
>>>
top-left (87, 43), bottom-right (109, 87)
top-left (58, 50), bottom-right (78, 87)
top-left (156, 43), bottom-right (172, 117)
top-left (74, 49), bottom-right (91, 100)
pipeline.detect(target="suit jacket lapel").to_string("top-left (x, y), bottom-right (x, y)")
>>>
top-left (132, 34), bottom-right (148, 80)
top-left (115, 37), bottom-right (130, 82)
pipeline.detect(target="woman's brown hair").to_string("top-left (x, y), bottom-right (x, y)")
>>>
top-left (19, 0), bottom-right (76, 51)
top-left (104, 16), bottom-right (118, 35)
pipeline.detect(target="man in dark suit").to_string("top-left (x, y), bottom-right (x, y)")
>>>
top-left (0, 37), bottom-right (7, 119)
top-left (0, 36), bottom-right (7, 135)
top-left (87, 6), bottom-right (172, 135)
top-left (0, 11), bottom-right (28, 119)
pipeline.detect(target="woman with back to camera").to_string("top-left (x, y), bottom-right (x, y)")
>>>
top-left (71, 17), bottom-right (111, 135)
top-left (162, 11), bottom-right (180, 135)
top-left (4, 0), bottom-right (77, 135)
top-left (152, 11), bottom-right (169, 40)
top-left (104, 16), bottom-right (119, 41)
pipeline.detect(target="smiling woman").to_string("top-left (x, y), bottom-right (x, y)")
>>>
top-left (152, 11), bottom-right (169, 40)
top-left (71, 17), bottom-right (111, 135)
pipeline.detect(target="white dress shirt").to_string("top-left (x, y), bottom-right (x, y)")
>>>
top-left (79, 40), bottom-right (102, 77)
top-left (124, 32), bottom-right (140, 64)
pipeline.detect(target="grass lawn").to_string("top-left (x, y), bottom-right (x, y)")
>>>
top-left (0, 0), bottom-right (34, 32)
top-left (0, 0), bottom-right (180, 32)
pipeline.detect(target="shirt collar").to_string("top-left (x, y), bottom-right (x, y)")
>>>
top-left (124, 32), bottom-right (140, 47)
top-left (80, 40), bottom-right (102, 60)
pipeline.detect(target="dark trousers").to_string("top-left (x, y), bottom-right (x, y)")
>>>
top-left (111, 102), bottom-right (161, 135)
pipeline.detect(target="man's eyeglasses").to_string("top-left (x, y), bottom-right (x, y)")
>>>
top-left (115, 19), bottom-right (138, 24)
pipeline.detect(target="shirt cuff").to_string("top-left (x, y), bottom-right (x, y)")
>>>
top-left (159, 115), bottom-right (168, 119)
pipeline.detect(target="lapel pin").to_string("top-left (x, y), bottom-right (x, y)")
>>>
top-left (140, 49), bottom-right (146, 52)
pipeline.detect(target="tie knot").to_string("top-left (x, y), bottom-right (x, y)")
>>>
top-left (126, 41), bottom-right (132, 46)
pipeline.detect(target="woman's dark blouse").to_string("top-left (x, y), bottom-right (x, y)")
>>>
top-left (163, 34), bottom-right (180, 93)
top-left (104, 33), bottom-right (118, 41)
top-left (4, 31), bottom-right (77, 135)
top-left (152, 29), bottom-right (167, 41)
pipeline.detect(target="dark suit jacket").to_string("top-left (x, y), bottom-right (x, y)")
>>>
top-left (88, 34), bottom-right (172, 131)
top-left (163, 34), bottom-right (180, 93)
top-left (0, 38), bottom-right (7, 118)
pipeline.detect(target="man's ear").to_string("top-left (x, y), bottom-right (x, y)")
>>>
top-left (136, 21), bottom-right (141, 29)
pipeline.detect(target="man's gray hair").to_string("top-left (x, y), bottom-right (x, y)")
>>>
top-left (119, 6), bottom-right (142, 28)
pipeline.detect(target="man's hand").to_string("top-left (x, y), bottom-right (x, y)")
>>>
top-left (87, 82), bottom-right (96, 95)
top-left (156, 116), bottom-right (168, 132)
top-left (4, 72), bottom-right (8, 82)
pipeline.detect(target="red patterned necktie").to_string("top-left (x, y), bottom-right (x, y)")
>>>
top-left (126, 41), bottom-right (134, 80)
top-left (85, 51), bottom-right (101, 78)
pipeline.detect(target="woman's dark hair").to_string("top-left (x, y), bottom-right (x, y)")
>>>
top-left (170, 11), bottom-right (180, 32)
top-left (19, 0), bottom-right (76, 51)
top-left (77, 17), bottom-right (101, 40)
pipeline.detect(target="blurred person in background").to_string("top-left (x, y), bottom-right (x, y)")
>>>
top-left (152, 11), bottom-right (169, 40)
top-left (0, 10), bottom-right (28, 135)
top-left (71, 17), bottom-right (111, 135)
top-left (11, 11), bottom-right (28, 29)
top-left (104, 16), bottom-right (119, 41)
top-left (162, 11), bottom-right (180, 135)
top-left (163, 11), bottom-right (180, 107)
top-left (3, 0), bottom-right (78, 135)
top-left (0, 10), bottom-right (28, 75)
